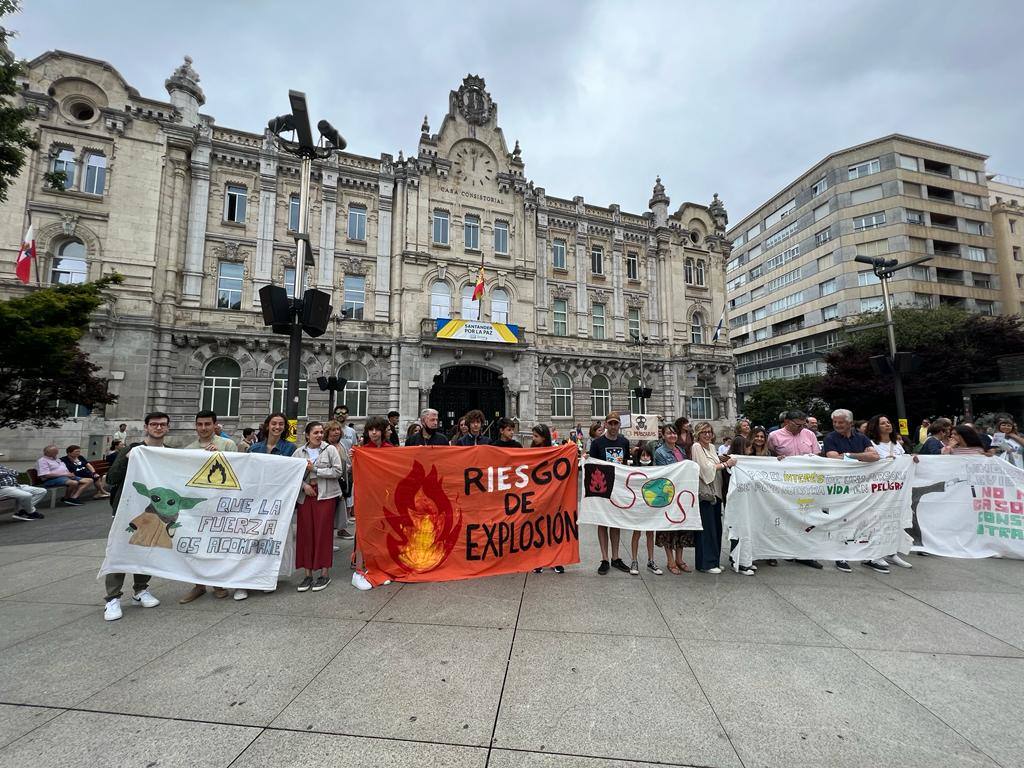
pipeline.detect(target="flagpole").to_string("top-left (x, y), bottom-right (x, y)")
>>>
top-left (477, 252), bottom-right (484, 322)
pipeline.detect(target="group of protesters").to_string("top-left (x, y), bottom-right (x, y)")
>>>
top-left (5, 400), bottom-right (1021, 623)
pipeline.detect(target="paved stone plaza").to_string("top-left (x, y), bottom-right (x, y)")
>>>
top-left (0, 500), bottom-right (1022, 768)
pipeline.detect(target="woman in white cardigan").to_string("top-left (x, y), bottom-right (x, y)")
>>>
top-left (293, 421), bottom-right (347, 592)
top-left (691, 421), bottom-right (735, 574)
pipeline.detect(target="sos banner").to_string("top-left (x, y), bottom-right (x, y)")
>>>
top-left (578, 457), bottom-right (701, 530)
top-left (353, 444), bottom-right (580, 586)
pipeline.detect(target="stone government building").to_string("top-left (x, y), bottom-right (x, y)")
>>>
top-left (0, 51), bottom-right (735, 458)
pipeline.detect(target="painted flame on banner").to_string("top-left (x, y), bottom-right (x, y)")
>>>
top-left (384, 461), bottom-right (463, 574)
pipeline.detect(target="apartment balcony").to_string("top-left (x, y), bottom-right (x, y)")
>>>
top-left (929, 212), bottom-right (958, 230)
top-left (935, 268), bottom-right (964, 286)
top-left (933, 240), bottom-right (962, 258)
top-left (922, 159), bottom-right (952, 178)
top-left (926, 185), bottom-right (955, 203)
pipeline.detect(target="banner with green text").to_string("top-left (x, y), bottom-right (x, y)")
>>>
top-left (726, 455), bottom-right (913, 561)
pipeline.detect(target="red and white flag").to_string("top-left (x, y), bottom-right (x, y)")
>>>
top-left (15, 225), bottom-right (35, 284)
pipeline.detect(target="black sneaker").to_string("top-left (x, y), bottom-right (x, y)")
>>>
top-left (11, 511), bottom-right (34, 521)
top-left (532, 567), bottom-right (543, 573)
top-left (863, 559), bottom-right (890, 574)
top-left (61, 498), bottom-right (83, 506)
top-left (597, 560), bottom-right (610, 575)
top-left (296, 576), bottom-right (314, 592)
top-left (766, 559), bottom-right (778, 567)
top-left (835, 560), bottom-right (852, 573)
top-left (610, 558), bottom-right (630, 574)
top-left (554, 565), bottom-right (565, 574)
top-left (311, 575), bottom-right (331, 591)
top-left (28, 510), bottom-right (45, 519)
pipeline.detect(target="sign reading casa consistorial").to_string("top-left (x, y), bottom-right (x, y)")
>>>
top-left (0, 54), bottom-right (736, 458)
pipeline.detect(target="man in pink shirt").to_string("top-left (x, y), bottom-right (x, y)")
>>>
top-left (766, 411), bottom-right (824, 570)
top-left (35, 444), bottom-right (91, 506)
top-left (768, 411), bottom-right (821, 457)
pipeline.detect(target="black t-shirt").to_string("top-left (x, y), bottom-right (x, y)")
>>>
top-left (822, 430), bottom-right (872, 455)
top-left (405, 430), bottom-right (450, 446)
top-left (493, 438), bottom-right (522, 448)
top-left (589, 434), bottom-right (631, 464)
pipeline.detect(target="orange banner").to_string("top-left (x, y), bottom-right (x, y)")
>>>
top-left (353, 444), bottom-right (581, 585)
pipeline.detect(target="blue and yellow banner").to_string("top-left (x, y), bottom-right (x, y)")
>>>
top-left (435, 318), bottom-right (520, 344)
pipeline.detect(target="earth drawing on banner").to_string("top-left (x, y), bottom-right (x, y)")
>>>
top-left (641, 477), bottom-right (676, 508)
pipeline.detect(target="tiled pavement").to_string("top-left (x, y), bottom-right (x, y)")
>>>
top-left (0, 500), bottom-right (1022, 767)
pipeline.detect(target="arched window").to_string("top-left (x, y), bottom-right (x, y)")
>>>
top-left (491, 288), bottom-right (510, 324)
top-left (430, 281), bottom-right (451, 319)
top-left (271, 360), bottom-right (307, 418)
top-left (461, 285), bottom-right (478, 319)
top-left (696, 259), bottom-right (706, 286)
top-left (51, 239), bottom-right (87, 285)
top-left (691, 312), bottom-right (705, 345)
top-left (628, 377), bottom-right (647, 415)
top-left (590, 374), bottom-right (611, 420)
top-left (551, 372), bottom-right (573, 418)
top-left (339, 361), bottom-right (368, 418)
top-left (689, 383), bottom-right (713, 420)
top-left (201, 357), bottom-right (241, 417)
top-left (684, 258), bottom-right (694, 284)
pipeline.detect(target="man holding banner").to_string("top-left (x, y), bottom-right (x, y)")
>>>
top-left (587, 412), bottom-right (632, 575)
top-left (822, 408), bottom-right (889, 574)
top-left (102, 411), bottom-right (172, 621)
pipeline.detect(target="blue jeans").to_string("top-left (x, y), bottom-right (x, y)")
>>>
top-left (695, 498), bottom-right (723, 570)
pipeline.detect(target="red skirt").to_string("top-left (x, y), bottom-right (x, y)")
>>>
top-left (295, 495), bottom-right (335, 571)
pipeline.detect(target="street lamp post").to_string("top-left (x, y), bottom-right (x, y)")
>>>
top-left (261, 91), bottom-right (346, 432)
top-left (631, 333), bottom-right (653, 413)
top-left (853, 254), bottom-right (931, 437)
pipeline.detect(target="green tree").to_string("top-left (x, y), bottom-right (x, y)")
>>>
top-left (821, 306), bottom-right (1024, 425)
top-left (0, 1), bottom-right (37, 203)
top-left (741, 375), bottom-right (830, 430)
top-left (0, 276), bottom-right (122, 429)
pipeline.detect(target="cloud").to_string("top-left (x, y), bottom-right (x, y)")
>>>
top-left (11, 0), bottom-right (1022, 221)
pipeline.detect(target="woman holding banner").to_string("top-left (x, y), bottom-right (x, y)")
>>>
top-left (866, 414), bottom-right (914, 570)
top-left (294, 422), bottom-right (346, 592)
top-left (654, 426), bottom-right (692, 574)
top-left (249, 412), bottom-right (296, 457)
top-left (692, 422), bottom-right (734, 574)
top-left (992, 417), bottom-right (1024, 467)
top-left (531, 424), bottom-right (566, 574)
top-left (324, 421), bottom-right (354, 542)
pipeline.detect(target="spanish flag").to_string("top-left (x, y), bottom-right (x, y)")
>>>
top-left (472, 266), bottom-right (485, 301)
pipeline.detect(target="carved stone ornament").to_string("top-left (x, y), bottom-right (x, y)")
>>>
top-left (437, 263), bottom-right (447, 281)
top-left (592, 289), bottom-right (610, 303)
top-left (345, 257), bottom-right (368, 275)
top-left (625, 294), bottom-right (644, 309)
top-left (215, 241), bottom-right (246, 263)
top-left (552, 285), bottom-right (572, 300)
top-left (60, 213), bottom-right (79, 237)
top-left (456, 75), bottom-right (493, 126)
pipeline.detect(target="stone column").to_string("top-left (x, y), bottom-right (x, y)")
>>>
top-left (375, 154), bottom-right (395, 321)
top-left (318, 166), bottom-right (338, 291)
top-left (253, 135), bottom-right (278, 301)
top-left (180, 125), bottom-right (213, 306)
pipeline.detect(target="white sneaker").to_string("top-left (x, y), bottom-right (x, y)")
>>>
top-left (104, 598), bottom-right (122, 621)
top-left (351, 571), bottom-right (372, 591)
top-left (706, 566), bottom-right (723, 574)
top-left (889, 554), bottom-right (913, 569)
top-left (233, 589), bottom-right (249, 601)
top-left (131, 589), bottom-right (159, 608)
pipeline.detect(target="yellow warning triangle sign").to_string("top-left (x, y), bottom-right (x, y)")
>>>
top-left (186, 452), bottom-right (241, 490)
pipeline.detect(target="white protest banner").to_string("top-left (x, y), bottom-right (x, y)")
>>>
top-left (726, 455), bottom-right (913, 561)
top-left (623, 413), bottom-right (659, 443)
top-left (913, 455), bottom-right (1024, 559)
top-left (579, 457), bottom-right (701, 530)
top-left (99, 447), bottom-right (306, 590)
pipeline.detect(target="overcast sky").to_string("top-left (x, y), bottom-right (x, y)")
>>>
top-left (10, 1), bottom-right (1023, 225)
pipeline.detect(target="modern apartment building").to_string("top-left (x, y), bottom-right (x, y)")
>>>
top-left (988, 174), bottom-right (1024, 314)
top-left (725, 135), bottom-right (997, 403)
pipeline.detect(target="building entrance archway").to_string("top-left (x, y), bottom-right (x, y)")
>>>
top-left (428, 364), bottom-right (506, 438)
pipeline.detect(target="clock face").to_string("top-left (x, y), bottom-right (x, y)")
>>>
top-left (452, 144), bottom-right (495, 187)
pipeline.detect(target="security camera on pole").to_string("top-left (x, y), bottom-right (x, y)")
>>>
top-left (853, 253), bottom-right (930, 438)
top-left (259, 91), bottom-right (346, 438)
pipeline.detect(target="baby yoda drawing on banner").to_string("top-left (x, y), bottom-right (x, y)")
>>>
top-left (127, 482), bottom-right (204, 549)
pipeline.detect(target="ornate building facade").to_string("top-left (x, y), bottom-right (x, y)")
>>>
top-left (0, 51), bottom-right (735, 458)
